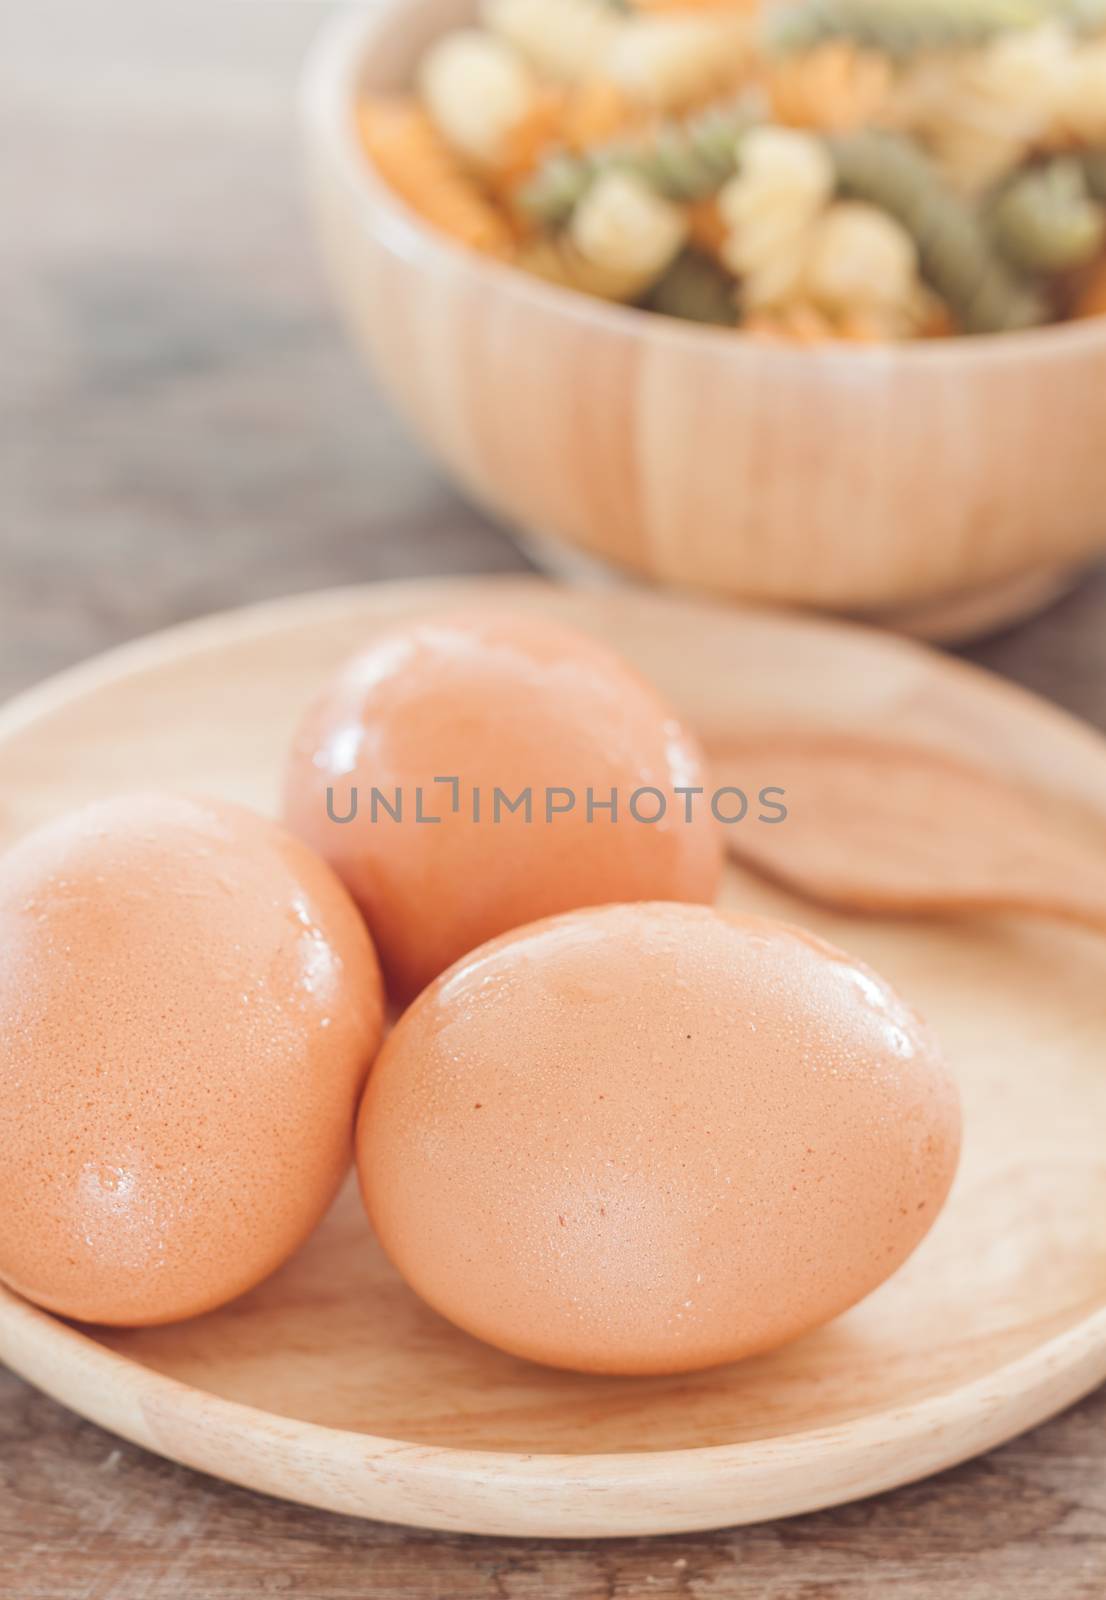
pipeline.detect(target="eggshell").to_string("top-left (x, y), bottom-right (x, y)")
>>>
top-left (283, 611), bottom-right (722, 1006)
top-left (358, 902), bottom-right (961, 1376)
top-left (0, 793), bottom-right (384, 1326)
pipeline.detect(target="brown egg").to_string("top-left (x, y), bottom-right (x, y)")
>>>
top-left (0, 793), bottom-right (384, 1326)
top-left (358, 902), bottom-right (961, 1375)
top-left (283, 610), bottom-right (722, 1005)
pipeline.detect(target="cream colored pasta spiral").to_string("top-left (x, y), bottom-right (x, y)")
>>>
top-left (482, 0), bottom-right (624, 84)
top-left (891, 22), bottom-right (1072, 193)
top-left (802, 200), bottom-right (929, 335)
top-left (604, 13), bottom-right (754, 111)
top-left (1052, 38), bottom-right (1106, 143)
top-left (718, 126), bottom-right (835, 307)
top-left (419, 30), bottom-right (538, 166)
top-left (570, 168), bottom-right (689, 286)
top-left (519, 236), bottom-right (658, 300)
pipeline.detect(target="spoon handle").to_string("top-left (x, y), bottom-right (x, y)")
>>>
top-left (705, 733), bottom-right (1106, 937)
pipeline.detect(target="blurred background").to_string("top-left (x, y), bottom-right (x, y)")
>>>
top-left (4, 0), bottom-right (1105, 725)
top-left (3, 0), bottom-right (535, 705)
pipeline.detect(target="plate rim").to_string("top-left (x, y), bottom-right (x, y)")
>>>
top-left (2, 576), bottom-right (1105, 1534)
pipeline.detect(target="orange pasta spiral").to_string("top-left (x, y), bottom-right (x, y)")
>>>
top-left (357, 98), bottom-right (515, 257)
top-left (1075, 253), bottom-right (1106, 316)
top-left (744, 301), bottom-right (906, 342)
top-left (768, 41), bottom-right (893, 131)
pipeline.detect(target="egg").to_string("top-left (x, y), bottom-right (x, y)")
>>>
top-left (358, 902), bottom-right (961, 1375)
top-left (0, 793), bottom-right (384, 1326)
top-left (283, 611), bottom-right (723, 1005)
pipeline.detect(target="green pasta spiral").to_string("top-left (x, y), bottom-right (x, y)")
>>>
top-left (828, 130), bottom-right (1049, 332)
top-left (631, 103), bottom-right (751, 201)
top-left (1067, 0), bottom-right (1106, 32)
top-left (763, 0), bottom-right (1054, 58)
top-left (519, 100), bottom-right (753, 226)
top-left (520, 152), bottom-right (595, 227)
top-left (1081, 148), bottom-right (1106, 201)
top-left (990, 158), bottom-right (1106, 273)
top-left (646, 250), bottom-right (737, 325)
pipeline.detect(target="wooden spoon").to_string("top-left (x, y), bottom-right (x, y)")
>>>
top-left (706, 733), bottom-right (1106, 936)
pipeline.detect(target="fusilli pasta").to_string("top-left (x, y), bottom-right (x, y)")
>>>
top-left (483, 0), bottom-right (624, 84)
top-left (802, 199), bottom-right (928, 333)
top-left (605, 13), bottom-right (754, 110)
top-left (419, 30), bottom-right (538, 167)
top-left (1082, 147), bottom-right (1106, 197)
top-left (623, 98), bottom-right (755, 195)
top-left (560, 79), bottom-right (644, 149)
top-left (762, 0), bottom-right (1046, 60)
top-left (357, 98), bottom-right (516, 256)
top-left (1052, 39), bottom-right (1106, 144)
top-left (1075, 252), bottom-right (1106, 314)
top-left (646, 248), bottom-right (738, 322)
top-left (686, 193), bottom-right (730, 254)
top-left (890, 22), bottom-right (1071, 193)
top-left (520, 234), bottom-right (667, 299)
top-left (768, 40), bottom-right (893, 131)
top-left (631, 0), bottom-right (758, 11)
top-left (989, 155), bottom-right (1105, 269)
top-left (569, 168), bottom-right (689, 282)
top-left (744, 300), bottom-right (878, 341)
top-left (362, 0), bottom-right (1106, 337)
top-left (828, 128), bottom-right (1049, 329)
top-left (488, 83), bottom-right (643, 199)
top-left (718, 126), bottom-right (835, 307)
top-left (1067, 0), bottom-right (1106, 33)
top-left (519, 97), bottom-right (753, 223)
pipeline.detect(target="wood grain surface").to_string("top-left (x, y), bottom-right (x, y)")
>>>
top-left (2, 3), bottom-right (1106, 1595)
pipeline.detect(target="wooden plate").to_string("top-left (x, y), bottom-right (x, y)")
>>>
top-left (1, 579), bottom-right (1105, 1539)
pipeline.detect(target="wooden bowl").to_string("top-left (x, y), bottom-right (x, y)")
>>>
top-left (300, 0), bottom-right (1106, 629)
top-left (2, 579), bottom-right (1106, 1537)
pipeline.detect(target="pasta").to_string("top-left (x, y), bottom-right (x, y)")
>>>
top-left (490, 89), bottom-right (571, 194)
top-left (646, 249), bottom-right (738, 322)
top-left (569, 168), bottom-right (689, 281)
top-left (768, 40), bottom-right (893, 131)
top-left (519, 150), bottom-right (598, 225)
top-left (744, 300), bottom-right (881, 340)
top-left (889, 22), bottom-right (1071, 193)
top-left (419, 30), bottom-right (538, 167)
top-left (1052, 39), bottom-right (1106, 144)
top-left (802, 199), bottom-right (928, 334)
top-left (1075, 252), bottom-right (1106, 314)
top-left (761, 0), bottom-right (1047, 60)
top-left (989, 156), bottom-right (1106, 270)
top-left (1083, 148), bottom-right (1106, 198)
top-left (604, 13), bottom-right (755, 110)
top-left (718, 126), bottom-right (835, 307)
top-left (686, 193), bottom-right (730, 254)
top-left (359, 1), bottom-right (1106, 339)
top-left (631, 0), bottom-right (759, 12)
top-left (559, 79), bottom-right (643, 149)
top-left (520, 235), bottom-right (663, 300)
top-left (483, 0), bottom-right (625, 83)
top-left (519, 97), bottom-right (753, 223)
top-left (624, 98), bottom-right (755, 195)
top-left (357, 98), bottom-right (515, 256)
top-left (490, 83), bottom-right (642, 199)
top-left (1067, 0), bottom-right (1106, 32)
top-left (828, 129), bottom-right (1049, 330)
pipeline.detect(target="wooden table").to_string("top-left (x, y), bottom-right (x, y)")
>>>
top-left (3, 5), bottom-right (1105, 1595)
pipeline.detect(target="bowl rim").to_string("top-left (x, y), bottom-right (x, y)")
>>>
top-left (301, 0), bottom-right (1106, 370)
